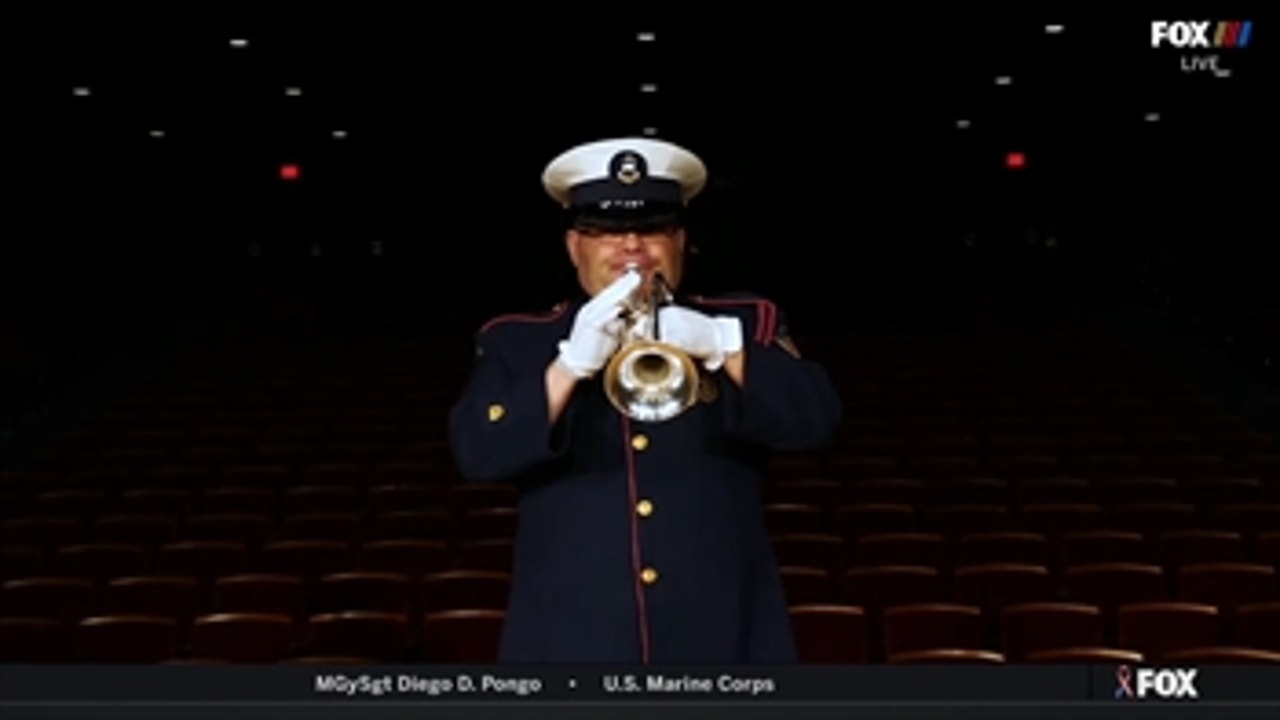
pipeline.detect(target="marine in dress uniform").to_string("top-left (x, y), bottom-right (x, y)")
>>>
top-left (448, 138), bottom-right (842, 664)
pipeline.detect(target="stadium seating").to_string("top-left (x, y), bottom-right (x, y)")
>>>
top-left (3, 326), bottom-right (1278, 663)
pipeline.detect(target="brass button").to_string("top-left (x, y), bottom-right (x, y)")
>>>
top-left (640, 567), bottom-right (659, 585)
top-left (631, 434), bottom-right (649, 451)
top-left (487, 404), bottom-right (505, 422)
top-left (636, 499), bottom-right (654, 517)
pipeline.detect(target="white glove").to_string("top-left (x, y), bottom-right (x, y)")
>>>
top-left (556, 271), bottom-right (642, 378)
top-left (656, 305), bottom-right (744, 371)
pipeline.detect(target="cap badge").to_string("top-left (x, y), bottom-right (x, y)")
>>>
top-left (612, 151), bottom-right (645, 185)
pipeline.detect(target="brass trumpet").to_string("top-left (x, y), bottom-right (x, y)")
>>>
top-left (602, 266), bottom-right (700, 423)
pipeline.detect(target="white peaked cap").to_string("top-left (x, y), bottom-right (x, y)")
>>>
top-left (541, 137), bottom-right (708, 208)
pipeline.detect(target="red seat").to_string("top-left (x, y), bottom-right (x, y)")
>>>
top-left (421, 570), bottom-right (510, 612)
top-left (277, 513), bottom-right (362, 542)
top-left (103, 576), bottom-right (201, 634)
top-left (1117, 602), bottom-right (1221, 661)
top-left (463, 508), bottom-right (519, 540)
top-left (373, 463), bottom-right (439, 486)
top-left (92, 509), bottom-right (176, 543)
top-left (843, 479), bottom-right (925, 506)
top-left (882, 604), bottom-right (985, 656)
top-left (282, 486), bottom-right (359, 514)
top-left (36, 490), bottom-right (108, 519)
top-left (0, 545), bottom-right (43, 582)
top-left (119, 488), bottom-right (194, 516)
top-left (2, 577), bottom-right (96, 623)
top-left (1178, 563), bottom-right (1278, 608)
top-left (843, 566), bottom-right (944, 613)
top-left (830, 456), bottom-right (899, 480)
top-left (1099, 478), bottom-right (1180, 505)
top-left (358, 540), bottom-right (450, 576)
top-left (299, 464), bottom-right (366, 487)
top-left (1027, 648), bottom-right (1143, 663)
top-left (421, 609), bottom-right (504, 662)
top-left (1162, 646), bottom-right (1280, 663)
top-left (764, 504), bottom-right (826, 535)
top-left (260, 541), bottom-right (352, 583)
top-left (54, 544), bottom-right (150, 582)
top-left (1184, 478), bottom-right (1263, 505)
top-left (189, 613), bottom-right (295, 663)
top-left (1016, 478), bottom-right (1093, 504)
top-left (1018, 504), bottom-right (1105, 536)
top-left (953, 564), bottom-right (1054, 611)
top-left (447, 485), bottom-right (519, 514)
top-left (923, 505), bottom-right (1011, 538)
top-left (1259, 533), bottom-right (1280, 567)
top-left (283, 655), bottom-right (374, 664)
top-left (366, 485), bottom-right (441, 514)
top-left (768, 479), bottom-right (841, 507)
top-left (369, 511), bottom-right (453, 541)
top-left (155, 541), bottom-right (249, 581)
top-left (929, 478), bottom-right (1009, 506)
top-left (0, 618), bottom-right (72, 662)
top-left (456, 539), bottom-right (515, 571)
top-left (780, 567), bottom-right (834, 604)
top-left (767, 452), bottom-right (826, 479)
top-left (889, 649), bottom-right (1004, 664)
top-left (307, 611), bottom-right (410, 661)
top-left (1150, 454), bottom-right (1231, 479)
top-left (1234, 602), bottom-right (1280, 650)
top-left (1111, 503), bottom-right (1200, 536)
top-left (221, 461), bottom-right (291, 484)
top-left (1158, 530), bottom-right (1247, 566)
top-left (908, 456), bottom-right (983, 481)
top-left (789, 605), bottom-right (868, 663)
top-left (3, 517), bottom-right (82, 550)
top-left (213, 574), bottom-right (307, 620)
top-left (836, 504), bottom-right (916, 537)
top-left (854, 533), bottom-right (945, 568)
top-left (1208, 504), bottom-right (1280, 534)
top-left (1000, 603), bottom-right (1104, 661)
top-left (316, 572), bottom-right (412, 614)
top-left (76, 615), bottom-right (177, 662)
top-left (1058, 531), bottom-right (1149, 566)
top-left (185, 514), bottom-right (272, 545)
top-left (1062, 564), bottom-right (1167, 611)
top-left (956, 533), bottom-right (1050, 566)
top-left (201, 488), bottom-right (275, 515)
top-left (1076, 454), bottom-right (1144, 479)
top-left (989, 455), bottom-right (1058, 480)
top-left (147, 465), bottom-right (214, 488)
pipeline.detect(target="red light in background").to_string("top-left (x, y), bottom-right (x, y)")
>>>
top-left (1005, 152), bottom-right (1026, 169)
top-left (280, 163), bottom-right (300, 180)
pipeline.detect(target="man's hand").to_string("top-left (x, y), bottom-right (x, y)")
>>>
top-left (555, 271), bottom-right (642, 379)
top-left (657, 305), bottom-right (744, 371)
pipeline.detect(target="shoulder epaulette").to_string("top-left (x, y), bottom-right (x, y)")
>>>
top-left (687, 294), bottom-right (778, 344)
top-left (478, 301), bottom-right (572, 335)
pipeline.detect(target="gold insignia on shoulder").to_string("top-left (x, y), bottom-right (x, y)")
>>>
top-left (776, 336), bottom-right (801, 359)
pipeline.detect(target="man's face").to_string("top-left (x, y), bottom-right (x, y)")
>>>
top-left (565, 226), bottom-right (686, 297)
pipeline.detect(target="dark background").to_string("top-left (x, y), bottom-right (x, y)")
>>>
top-left (0, 4), bottom-right (1278, 668)
top-left (2, 4), bottom-right (1274, 451)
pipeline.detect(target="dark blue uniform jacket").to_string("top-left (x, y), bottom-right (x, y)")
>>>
top-left (448, 293), bottom-right (842, 664)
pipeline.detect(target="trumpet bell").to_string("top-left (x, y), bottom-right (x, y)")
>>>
top-left (603, 339), bottom-right (700, 423)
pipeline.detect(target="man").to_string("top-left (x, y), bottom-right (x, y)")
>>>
top-left (448, 137), bottom-right (841, 664)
